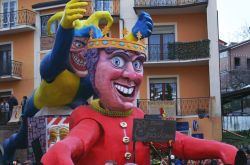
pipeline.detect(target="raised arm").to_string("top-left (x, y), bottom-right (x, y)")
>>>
top-left (41, 119), bottom-right (101, 165)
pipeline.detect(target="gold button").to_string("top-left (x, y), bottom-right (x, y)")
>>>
top-left (123, 136), bottom-right (130, 144)
top-left (120, 121), bottom-right (127, 128)
top-left (124, 152), bottom-right (131, 160)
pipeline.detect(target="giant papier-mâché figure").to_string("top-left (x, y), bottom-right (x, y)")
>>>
top-left (1, 0), bottom-right (153, 164)
top-left (41, 6), bottom-right (241, 165)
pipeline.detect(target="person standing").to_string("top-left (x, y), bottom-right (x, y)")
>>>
top-left (1, 98), bottom-right (9, 123)
top-left (21, 96), bottom-right (28, 114)
top-left (8, 94), bottom-right (18, 120)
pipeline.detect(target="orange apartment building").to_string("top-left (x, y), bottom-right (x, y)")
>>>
top-left (0, 0), bottom-right (45, 102)
top-left (0, 0), bottom-right (222, 141)
top-left (132, 0), bottom-right (221, 140)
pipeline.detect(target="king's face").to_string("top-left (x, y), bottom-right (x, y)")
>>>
top-left (95, 48), bottom-right (146, 111)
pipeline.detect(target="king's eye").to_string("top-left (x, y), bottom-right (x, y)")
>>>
top-left (111, 56), bottom-right (125, 68)
top-left (133, 60), bottom-right (143, 71)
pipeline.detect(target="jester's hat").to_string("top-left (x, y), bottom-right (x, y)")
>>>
top-left (47, 11), bottom-right (113, 38)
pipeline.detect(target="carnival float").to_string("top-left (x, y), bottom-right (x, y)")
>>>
top-left (1, 0), bottom-right (245, 164)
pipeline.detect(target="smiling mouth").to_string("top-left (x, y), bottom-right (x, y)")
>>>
top-left (70, 53), bottom-right (86, 71)
top-left (114, 83), bottom-right (135, 97)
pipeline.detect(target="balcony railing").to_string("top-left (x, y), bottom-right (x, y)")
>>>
top-left (137, 97), bottom-right (212, 116)
top-left (85, 0), bottom-right (120, 16)
top-left (146, 40), bottom-right (210, 62)
top-left (0, 60), bottom-right (22, 78)
top-left (0, 9), bottom-right (36, 29)
top-left (134, 0), bottom-right (208, 8)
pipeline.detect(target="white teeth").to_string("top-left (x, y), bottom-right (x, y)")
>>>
top-left (128, 88), bottom-right (133, 94)
top-left (115, 84), bottom-right (134, 95)
top-left (124, 88), bottom-right (128, 93)
top-left (120, 86), bottom-right (124, 92)
top-left (72, 54), bottom-right (84, 66)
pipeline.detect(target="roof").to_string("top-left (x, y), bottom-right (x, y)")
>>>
top-left (219, 44), bottom-right (227, 51)
top-left (32, 0), bottom-right (69, 9)
top-left (221, 86), bottom-right (250, 104)
top-left (220, 39), bottom-right (250, 53)
top-left (219, 39), bottom-right (227, 45)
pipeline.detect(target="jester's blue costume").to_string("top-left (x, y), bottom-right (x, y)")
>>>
top-left (1, 5), bottom-right (153, 164)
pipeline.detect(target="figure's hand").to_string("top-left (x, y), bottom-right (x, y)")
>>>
top-left (218, 145), bottom-right (238, 165)
top-left (61, 0), bottom-right (88, 29)
top-left (132, 11), bottom-right (153, 39)
top-left (85, 11), bottom-right (113, 29)
top-left (41, 142), bottom-right (74, 165)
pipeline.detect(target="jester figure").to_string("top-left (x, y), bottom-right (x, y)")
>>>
top-left (42, 6), bottom-right (241, 165)
top-left (1, 0), bottom-right (153, 164)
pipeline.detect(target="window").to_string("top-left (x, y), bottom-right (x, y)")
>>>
top-left (95, 0), bottom-right (113, 14)
top-left (148, 25), bottom-right (175, 61)
top-left (149, 78), bottom-right (177, 100)
top-left (247, 59), bottom-right (250, 70)
top-left (2, 0), bottom-right (17, 28)
top-left (234, 57), bottom-right (240, 69)
top-left (41, 15), bottom-right (60, 36)
top-left (0, 44), bottom-right (11, 76)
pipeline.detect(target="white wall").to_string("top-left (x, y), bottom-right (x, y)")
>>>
top-left (223, 116), bottom-right (250, 131)
top-left (119, 0), bottom-right (138, 38)
top-left (34, 12), bottom-right (41, 88)
top-left (207, 0), bottom-right (221, 117)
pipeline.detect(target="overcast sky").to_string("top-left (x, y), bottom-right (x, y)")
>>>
top-left (217, 0), bottom-right (250, 43)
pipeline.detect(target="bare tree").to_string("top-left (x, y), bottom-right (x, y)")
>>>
top-left (221, 69), bottom-right (250, 93)
top-left (239, 23), bottom-right (250, 41)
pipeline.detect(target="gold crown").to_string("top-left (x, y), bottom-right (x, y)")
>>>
top-left (87, 26), bottom-right (147, 54)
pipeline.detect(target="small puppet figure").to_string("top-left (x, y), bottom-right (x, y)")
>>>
top-left (42, 19), bottom-right (239, 165)
top-left (2, 0), bottom-right (153, 164)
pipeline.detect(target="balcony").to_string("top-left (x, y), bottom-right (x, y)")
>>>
top-left (134, 0), bottom-right (208, 15)
top-left (137, 97), bottom-right (212, 117)
top-left (145, 40), bottom-right (210, 66)
top-left (85, 0), bottom-right (120, 16)
top-left (0, 9), bottom-right (36, 35)
top-left (0, 60), bottom-right (22, 81)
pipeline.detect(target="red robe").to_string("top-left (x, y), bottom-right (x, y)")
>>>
top-left (42, 105), bottom-right (237, 165)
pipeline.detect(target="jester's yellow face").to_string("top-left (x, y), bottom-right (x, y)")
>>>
top-left (69, 37), bottom-right (89, 77)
